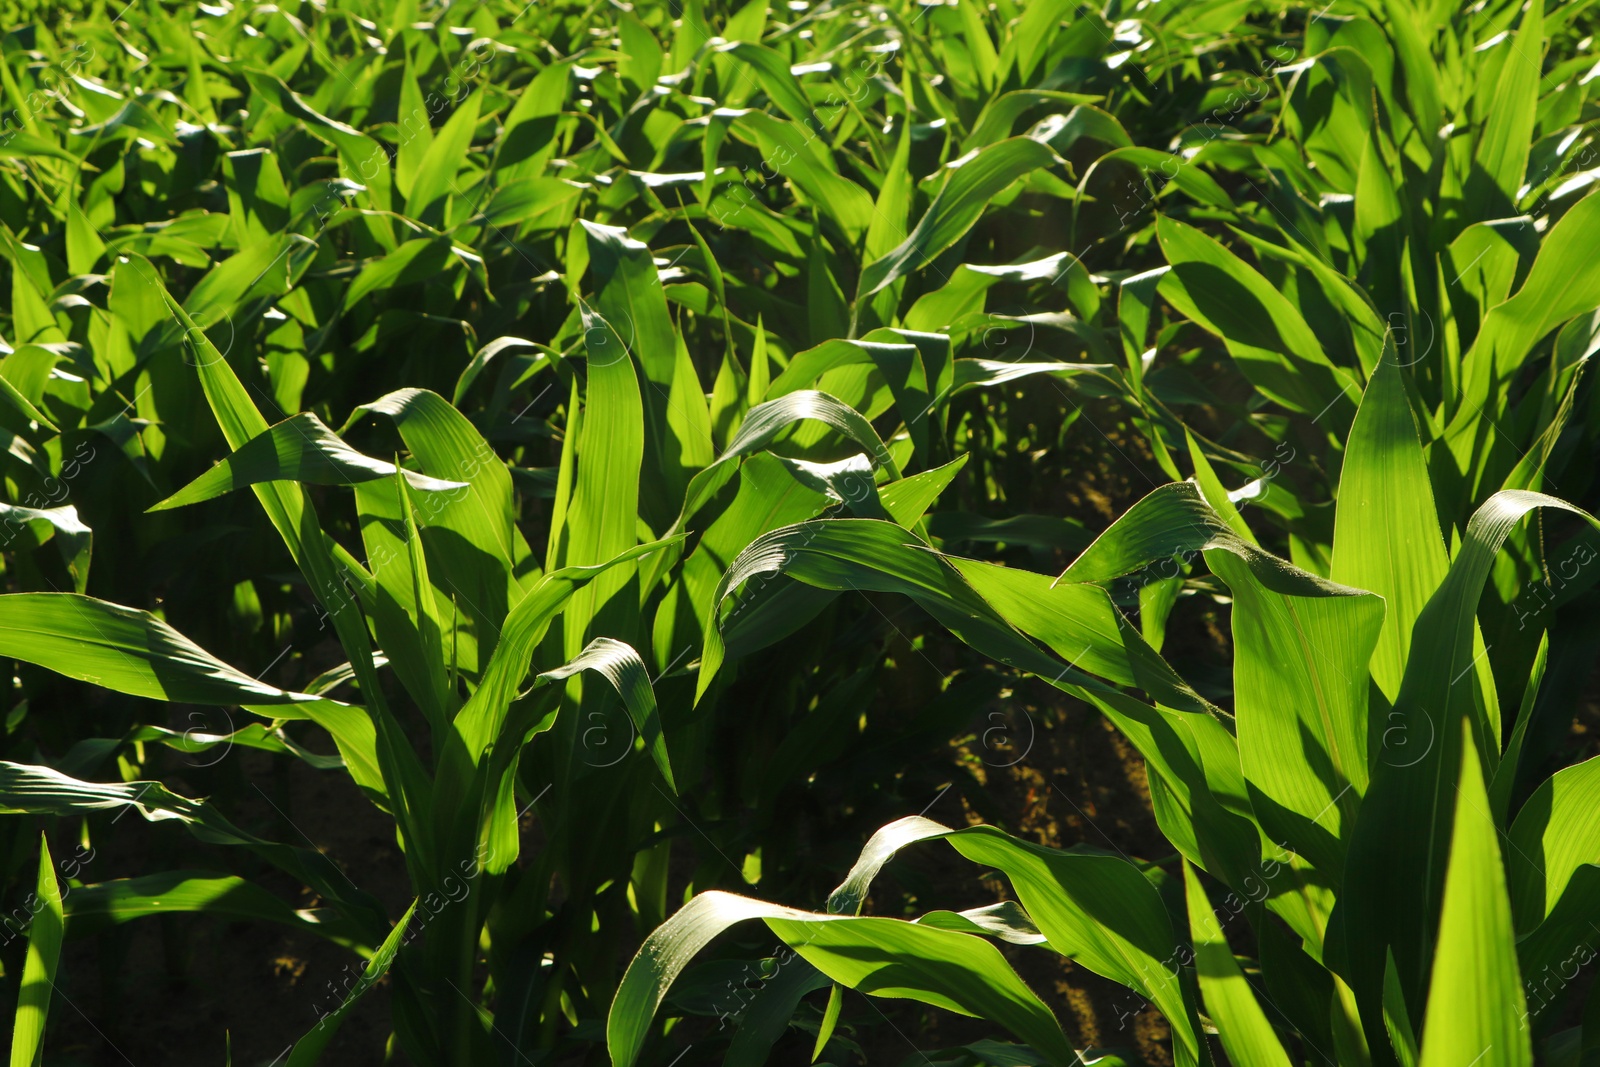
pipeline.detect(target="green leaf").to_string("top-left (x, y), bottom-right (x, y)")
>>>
top-left (394, 54), bottom-right (433, 201)
top-left (535, 637), bottom-right (675, 792)
top-left (675, 390), bottom-right (900, 532)
top-left (1211, 542), bottom-right (1382, 877)
top-left (0, 592), bottom-right (320, 706)
top-left (715, 41), bottom-right (814, 123)
top-left (1183, 862), bottom-right (1293, 1067)
top-left (813, 982), bottom-right (843, 1061)
top-left (150, 412), bottom-right (467, 511)
top-left (0, 132), bottom-right (82, 164)
top-left (1058, 481), bottom-right (1225, 585)
top-left (222, 149), bottom-right (292, 249)
top-left (406, 88), bottom-right (481, 222)
top-left (1416, 725), bottom-right (1530, 1067)
top-left (880, 455), bottom-right (968, 528)
top-left (1452, 193), bottom-right (1600, 435)
top-left (185, 232), bottom-right (310, 325)
top-left (579, 223), bottom-right (704, 526)
top-left (735, 112), bottom-right (878, 244)
top-left (242, 70), bottom-right (394, 214)
top-left (342, 237), bottom-right (454, 309)
top-left (827, 817), bottom-right (1204, 1063)
top-left (607, 890), bottom-right (1076, 1067)
top-left (696, 518), bottom-right (1061, 699)
top-left (1505, 751), bottom-right (1600, 934)
top-left (0, 371), bottom-right (57, 431)
top-left (723, 958), bottom-right (830, 1067)
top-left (1384, 952), bottom-right (1421, 1067)
top-left (1339, 492), bottom-right (1600, 1018)
top-left (346, 388), bottom-right (538, 652)
top-left (9, 835), bottom-right (63, 1067)
top-left (0, 503), bottom-right (91, 592)
top-left (63, 872), bottom-right (362, 948)
top-left (0, 762), bottom-right (386, 939)
top-left (65, 199), bottom-right (106, 276)
top-left (961, 92), bottom-right (1103, 153)
top-left (1380, 0), bottom-right (1440, 147)
top-left (1330, 353), bottom-right (1450, 700)
top-left (617, 12), bottom-right (664, 92)
top-left (706, 508), bottom-right (1262, 892)
top-left (480, 177), bottom-right (583, 230)
top-left (1086, 147), bottom-right (1234, 209)
top-left (579, 220), bottom-right (678, 387)
top-left (453, 336), bottom-right (540, 407)
top-left (765, 915), bottom-right (1074, 1062)
top-left (914, 902), bottom-right (1049, 946)
top-left (950, 558), bottom-right (1206, 712)
top-left (1489, 632), bottom-right (1549, 824)
top-left (951, 358), bottom-right (1119, 393)
top-left (859, 138), bottom-right (1060, 299)
top-left (288, 901), bottom-right (418, 1067)
top-left (1470, 0), bottom-right (1543, 216)
top-left (448, 537), bottom-right (683, 764)
top-left (1157, 216), bottom-right (1360, 422)
top-left (560, 301), bottom-right (645, 647)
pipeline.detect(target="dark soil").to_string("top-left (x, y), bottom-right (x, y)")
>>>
top-left (55, 746), bottom-right (411, 1066)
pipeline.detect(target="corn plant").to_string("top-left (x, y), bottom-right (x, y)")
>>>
top-left (0, 0), bottom-right (1593, 1061)
top-left (612, 340), bottom-right (1600, 1065)
top-left (1099, 0), bottom-right (1600, 711)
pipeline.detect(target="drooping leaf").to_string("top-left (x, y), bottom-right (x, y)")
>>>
top-left (151, 412), bottom-right (467, 511)
top-left (0, 592), bottom-right (319, 706)
top-left (859, 138), bottom-right (1060, 299)
top-left (1157, 216), bottom-right (1360, 423)
top-left (606, 889), bottom-right (1077, 1067)
top-left (535, 637), bottom-right (675, 792)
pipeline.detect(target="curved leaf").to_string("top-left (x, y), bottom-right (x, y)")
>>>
top-left (607, 889), bottom-right (1076, 1067)
top-left (1157, 216), bottom-right (1359, 422)
top-left (859, 138), bottom-right (1060, 298)
top-left (536, 637), bottom-right (674, 791)
top-left (0, 592), bottom-right (319, 705)
top-left (151, 412), bottom-right (467, 511)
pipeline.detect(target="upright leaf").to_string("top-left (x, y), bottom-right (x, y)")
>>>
top-left (9, 836), bottom-right (64, 1067)
top-left (1415, 726), bottom-right (1530, 1067)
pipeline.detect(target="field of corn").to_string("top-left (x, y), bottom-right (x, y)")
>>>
top-left (0, 0), bottom-right (1597, 1062)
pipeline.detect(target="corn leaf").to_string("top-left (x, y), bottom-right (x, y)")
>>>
top-left (1415, 725), bottom-right (1531, 1067)
top-left (1183, 862), bottom-right (1293, 1067)
top-left (607, 889), bottom-right (1077, 1067)
top-left (1157, 216), bottom-right (1359, 422)
top-left (0, 592), bottom-right (319, 705)
top-left (288, 900), bottom-right (418, 1067)
top-left (9, 836), bottom-right (64, 1067)
top-left (534, 637), bottom-right (675, 792)
top-left (859, 138), bottom-right (1060, 299)
top-left (151, 412), bottom-right (467, 511)
top-left (1339, 492), bottom-right (1600, 1018)
top-left (1330, 353), bottom-right (1450, 700)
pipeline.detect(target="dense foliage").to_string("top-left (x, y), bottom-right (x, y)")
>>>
top-left (0, 0), bottom-right (1596, 1064)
